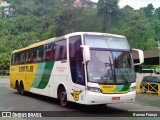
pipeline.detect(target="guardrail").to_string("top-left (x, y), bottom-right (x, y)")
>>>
top-left (0, 70), bottom-right (9, 76)
top-left (136, 82), bottom-right (160, 96)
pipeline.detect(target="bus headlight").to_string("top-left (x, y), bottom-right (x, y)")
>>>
top-left (129, 86), bottom-right (136, 92)
top-left (87, 86), bottom-right (102, 93)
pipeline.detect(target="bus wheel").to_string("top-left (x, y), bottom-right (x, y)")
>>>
top-left (16, 81), bottom-right (20, 93)
top-left (20, 82), bottom-right (25, 95)
top-left (59, 87), bottom-right (68, 107)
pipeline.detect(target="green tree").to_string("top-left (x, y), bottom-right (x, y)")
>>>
top-left (0, 53), bottom-right (10, 70)
top-left (97, 0), bottom-right (119, 32)
top-left (143, 4), bottom-right (154, 18)
top-left (0, 0), bottom-right (159, 70)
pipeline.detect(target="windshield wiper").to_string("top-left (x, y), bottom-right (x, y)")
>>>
top-left (109, 56), bottom-right (117, 83)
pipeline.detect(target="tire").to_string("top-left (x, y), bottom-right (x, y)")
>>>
top-left (59, 87), bottom-right (68, 107)
top-left (20, 82), bottom-right (25, 95)
top-left (16, 81), bottom-right (20, 93)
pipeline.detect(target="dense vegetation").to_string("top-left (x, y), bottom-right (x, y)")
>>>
top-left (0, 0), bottom-right (160, 70)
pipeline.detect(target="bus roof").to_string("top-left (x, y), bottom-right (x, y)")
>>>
top-left (12, 36), bottom-right (65, 53)
top-left (66, 32), bottom-right (126, 38)
top-left (12, 32), bottom-right (126, 53)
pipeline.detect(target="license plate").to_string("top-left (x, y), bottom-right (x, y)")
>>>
top-left (112, 97), bottom-right (120, 101)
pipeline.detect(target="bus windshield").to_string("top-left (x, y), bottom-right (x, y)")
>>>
top-left (87, 49), bottom-right (135, 84)
top-left (84, 35), bottom-right (130, 50)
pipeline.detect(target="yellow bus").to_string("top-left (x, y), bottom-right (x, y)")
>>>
top-left (10, 32), bottom-right (144, 107)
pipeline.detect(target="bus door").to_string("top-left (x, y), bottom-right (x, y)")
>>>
top-left (69, 36), bottom-right (86, 104)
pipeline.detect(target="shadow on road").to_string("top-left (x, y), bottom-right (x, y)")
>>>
top-left (12, 91), bottom-right (127, 117)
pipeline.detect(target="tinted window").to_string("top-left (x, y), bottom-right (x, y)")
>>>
top-left (69, 36), bottom-right (85, 85)
top-left (69, 36), bottom-right (82, 58)
top-left (44, 43), bottom-right (55, 61)
top-left (15, 53), bottom-right (21, 65)
top-left (37, 46), bottom-right (44, 62)
top-left (33, 48), bottom-right (37, 63)
top-left (25, 48), bottom-right (37, 63)
top-left (28, 50), bottom-right (33, 63)
top-left (25, 51), bottom-right (29, 63)
top-left (20, 52), bottom-right (25, 64)
top-left (55, 40), bottom-right (67, 60)
top-left (11, 54), bottom-right (15, 65)
top-left (84, 35), bottom-right (130, 50)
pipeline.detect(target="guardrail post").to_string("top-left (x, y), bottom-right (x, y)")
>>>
top-left (158, 84), bottom-right (160, 96)
top-left (136, 82), bottom-right (141, 94)
top-left (147, 83), bottom-right (149, 93)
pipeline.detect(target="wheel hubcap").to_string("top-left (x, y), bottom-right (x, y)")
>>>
top-left (61, 91), bottom-right (67, 106)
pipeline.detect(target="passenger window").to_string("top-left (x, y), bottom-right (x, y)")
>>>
top-left (15, 53), bottom-right (21, 65)
top-left (11, 54), bottom-right (15, 65)
top-left (28, 51), bottom-right (33, 63)
top-left (55, 40), bottom-right (67, 60)
top-left (23, 51), bottom-right (28, 64)
top-left (25, 51), bottom-right (29, 63)
top-left (20, 52), bottom-right (25, 64)
top-left (33, 48), bottom-right (37, 63)
top-left (44, 43), bottom-right (55, 61)
top-left (37, 46), bottom-right (44, 62)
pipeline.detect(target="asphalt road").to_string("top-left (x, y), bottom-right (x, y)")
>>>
top-left (0, 77), bottom-right (160, 120)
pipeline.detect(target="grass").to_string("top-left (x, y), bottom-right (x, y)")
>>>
top-left (0, 75), bottom-right (4, 78)
top-left (0, 75), bottom-right (9, 78)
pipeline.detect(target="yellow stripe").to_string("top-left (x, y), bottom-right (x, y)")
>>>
top-left (100, 85), bottom-right (116, 92)
top-left (128, 110), bottom-right (144, 112)
top-left (12, 41), bottom-right (46, 53)
top-left (102, 91), bottom-right (128, 94)
top-left (56, 70), bottom-right (64, 72)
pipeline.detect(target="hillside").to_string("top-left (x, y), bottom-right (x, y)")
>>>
top-left (0, 0), bottom-right (160, 70)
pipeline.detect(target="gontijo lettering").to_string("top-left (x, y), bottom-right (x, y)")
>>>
top-left (19, 66), bottom-right (33, 72)
top-left (102, 86), bottom-right (113, 88)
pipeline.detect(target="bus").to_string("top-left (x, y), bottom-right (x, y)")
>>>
top-left (10, 32), bottom-right (144, 107)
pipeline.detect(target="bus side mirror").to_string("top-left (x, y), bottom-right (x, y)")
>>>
top-left (80, 45), bottom-right (90, 63)
top-left (132, 49), bottom-right (144, 66)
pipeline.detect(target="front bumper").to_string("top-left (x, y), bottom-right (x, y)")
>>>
top-left (85, 90), bottom-right (136, 105)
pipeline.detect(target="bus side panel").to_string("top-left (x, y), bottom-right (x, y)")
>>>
top-left (30, 61), bottom-right (55, 97)
top-left (51, 61), bottom-right (69, 98)
top-left (67, 75), bottom-right (86, 104)
top-left (28, 61), bottom-right (69, 98)
top-left (10, 64), bottom-right (38, 92)
top-left (10, 66), bottom-right (25, 89)
top-left (52, 61), bottom-right (85, 104)
top-left (10, 66), bottom-right (16, 89)
top-left (25, 64), bottom-right (38, 92)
